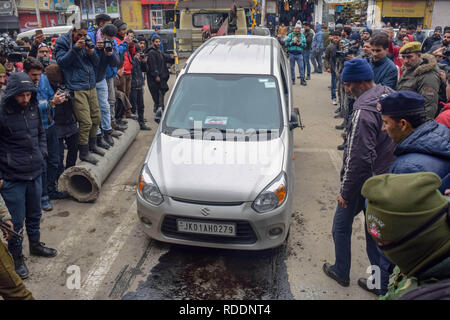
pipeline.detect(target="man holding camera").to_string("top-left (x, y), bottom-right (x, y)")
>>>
top-left (36, 43), bottom-right (56, 69)
top-left (93, 24), bottom-right (121, 150)
top-left (285, 21), bottom-right (307, 86)
top-left (23, 57), bottom-right (68, 212)
top-left (54, 20), bottom-right (101, 165)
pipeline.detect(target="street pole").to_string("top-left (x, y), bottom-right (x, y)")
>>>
top-left (261, 0), bottom-right (266, 26)
top-left (35, 0), bottom-right (42, 28)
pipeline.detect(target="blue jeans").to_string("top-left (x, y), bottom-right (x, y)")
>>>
top-left (96, 79), bottom-right (112, 134)
top-left (331, 71), bottom-right (337, 100)
top-left (41, 125), bottom-right (60, 198)
top-left (1, 178), bottom-right (42, 255)
top-left (303, 49), bottom-right (311, 76)
top-left (331, 192), bottom-right (382, 287)
top-left (311, 48), bottom-right (323, 73)
top-left (289, 53), bottom-right (305, 82)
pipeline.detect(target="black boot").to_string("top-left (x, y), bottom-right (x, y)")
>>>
top-left (111, 130), bottom-right (122, 138)
top-left (104, 130), bottom-right (115, 146)
top-left (139, 122), bottom-right (152, 131)
top-left (12, 253), bottom-right (29, 279)
top-left (323, 263), bottom-right (349, 287)
top-left (79, 144), bottom-right (98, 165)
top-left (335, 120), bottom-right (346, 130)
top-left (30, 242), bottom-right (57, 257)
top-left (155, 107), bottom-right (163, 123)
top-left (300, 79), bottom-right (307, 86)
top-left (111, 121), bottom-right (127, 132)
top-left (89, 137), bottom-right (105, 157)
top-left (96, 134), bottom-right (110, 150)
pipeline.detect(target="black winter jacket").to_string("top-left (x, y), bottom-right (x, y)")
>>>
top-left (0, 72), bottom-right (47, 182)
top-left (131, 56), bottom-right (147, 89)
top-left (146, 46), bottom-right (174, 92)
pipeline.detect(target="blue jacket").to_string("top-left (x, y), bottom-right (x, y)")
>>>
top-left (389, 120), bottom-right (450, 193)
top-left (106, 39), bottom-right (129, 80)
top-left (371, 56), bottom-right (398, 90)
top-left (54, 30), bottom-right (99, 91)
top-left (0, 72), bottom-right (46, 182)
top-left (37, 74), bottom-right (55, 129)
top-left (312, 24), bottom-right (324, 51)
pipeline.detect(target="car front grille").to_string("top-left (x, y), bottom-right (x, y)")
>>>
top-left (161, 215), bottom-right (258, 245)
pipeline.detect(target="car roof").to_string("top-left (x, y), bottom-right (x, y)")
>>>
top-left (17, 26), bottom-right (72, 39)
top-left (185, 35), bottom-right (277, 75)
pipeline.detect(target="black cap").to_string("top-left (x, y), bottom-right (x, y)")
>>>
top-left (378, 91), bottom-right (426, 116)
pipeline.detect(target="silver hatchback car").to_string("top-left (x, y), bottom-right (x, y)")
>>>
top-left (137, 36), bottom-right (301, 250)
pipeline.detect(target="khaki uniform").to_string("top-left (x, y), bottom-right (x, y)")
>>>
top-left (0, 196), bottom-right (34, 300)
top-left (397, 54), bottom-right (441, 119)
top-left (72, 88), bottom-right (101, 146)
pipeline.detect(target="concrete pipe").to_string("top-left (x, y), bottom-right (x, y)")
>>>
top-left (58, 120), bottom-right (141, 202)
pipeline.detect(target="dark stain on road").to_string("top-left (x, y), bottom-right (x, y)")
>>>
top-left (122, 243), bottom-right (294, 300)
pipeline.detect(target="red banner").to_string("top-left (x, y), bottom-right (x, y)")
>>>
top-left (19, 12), bottom-right (59, 31)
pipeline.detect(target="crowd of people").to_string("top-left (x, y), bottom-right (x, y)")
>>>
top-left (0, 14), bottom-right (176, 297)
top-left (317, 23), bottom-right (449, 299)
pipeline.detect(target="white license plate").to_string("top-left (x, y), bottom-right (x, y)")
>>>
top-left (177, 219), bottom-right (236, 236)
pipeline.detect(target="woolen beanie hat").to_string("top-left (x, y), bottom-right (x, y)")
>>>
top-left (0, 63), bottom-right (5, 74)
top-left (295, 21), bottom-right (302, 29)
top-left (341, 58), bottom-right (374, 82)
top-left (362, 172), bottom-right (450, 276)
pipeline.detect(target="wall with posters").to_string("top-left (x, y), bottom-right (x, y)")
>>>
top-left (80, 0), bottom-right (120, 20)
top-left (120, 0), bottom-right (143, 29)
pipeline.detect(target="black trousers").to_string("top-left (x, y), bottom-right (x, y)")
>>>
top-left (148, 85), bottom-right (165, 113)
top-left (130, 87), bottom-right (145, 123)
top-left (57, 132), bottom-right (79, 180)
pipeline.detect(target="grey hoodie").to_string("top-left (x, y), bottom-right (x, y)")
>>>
top-left (340, 84), bottom-right (397, 200)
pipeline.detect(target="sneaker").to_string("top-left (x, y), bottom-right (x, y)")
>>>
top-left (139, 122), bottom-right (152, 131)
top-left (332, 98), bottom-right (338, 105)
top-left (41, 196), bottom-right (53, 212)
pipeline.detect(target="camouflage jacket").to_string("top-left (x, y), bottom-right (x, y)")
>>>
top-left (397, 54), bottom-right (441, 119)
top-left (379, 256), bottom-right (450, 300)
top-left (0, 195), bottom-right (11, 223)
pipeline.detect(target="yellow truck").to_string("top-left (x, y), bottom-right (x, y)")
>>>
top-left (177, 0), bottom-right (254, 54)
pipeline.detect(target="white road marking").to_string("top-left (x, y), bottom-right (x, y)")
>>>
top-left (38, 159), bottom-right (143, 283)
top-left (77, 200), bottom-right (138, 300)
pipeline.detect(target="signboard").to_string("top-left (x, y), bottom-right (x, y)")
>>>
top-left (121, 0), bottom-right (143, 29)
top-left (0, 0), bottom-right (13, 15)
top-left (19, 12), bottom-right (58, 30)
top-left (106, 0), bottom-right (119, 13)
top-left (39, 0), bottom-right (50, 9)
top-left (324, 0), bottom-right (354, 3)
top-left (54, 0), bottom-right (75, 10)
top-left (382, 0), bottom-right (426, 18)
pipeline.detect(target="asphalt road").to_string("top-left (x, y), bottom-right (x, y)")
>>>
top-left (18, 63), bottom-right (374, 300)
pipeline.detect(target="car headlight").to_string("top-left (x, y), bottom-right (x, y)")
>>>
top-left (252, 172), bottom-right (287, 213)
top-left (138, 164), bottom-right (164, 206)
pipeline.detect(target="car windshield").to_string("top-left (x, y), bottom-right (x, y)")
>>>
top-left (162, 74), bottom-right (283, 138)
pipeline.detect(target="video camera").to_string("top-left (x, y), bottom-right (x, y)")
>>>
top-left (0, 35), bottom-right (30, 63)
top-left (336, 39), bottom-right (359, 58)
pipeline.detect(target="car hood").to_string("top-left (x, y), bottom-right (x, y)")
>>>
top-left (146, 133), bottom-right (285, 202)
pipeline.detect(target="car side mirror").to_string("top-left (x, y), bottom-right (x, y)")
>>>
top-left (289, 111), bottom-right (299, 130)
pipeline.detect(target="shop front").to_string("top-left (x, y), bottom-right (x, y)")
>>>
top-left (277, 0), bottom-right (315, 26)
top-left (18, 11), bottom-right (60, 30)
top-left (322, 0), bottom-right (369, 26)
top-left (141, 0), bottom-right (176, 29)
top-left (377, 0), bottom-right (433, 29)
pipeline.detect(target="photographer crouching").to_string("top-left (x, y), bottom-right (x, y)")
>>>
top-left (54, 20), bottom-right (102, 165)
